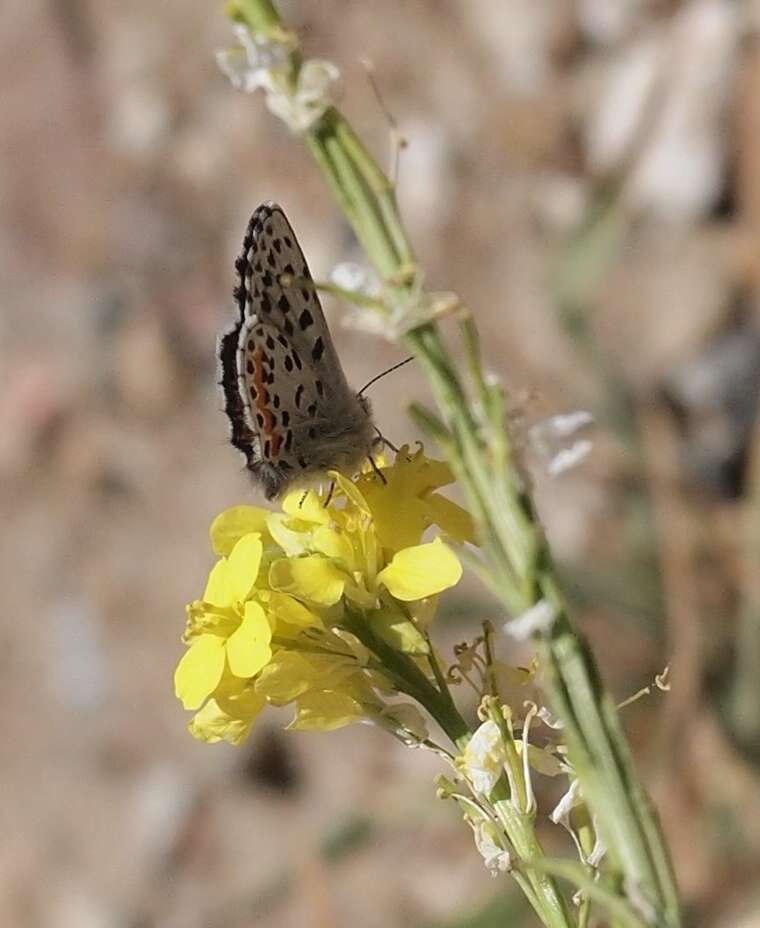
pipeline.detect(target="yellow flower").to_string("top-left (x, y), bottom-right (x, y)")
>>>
top-left (174, 533), bottom-right (272, 710)
top-left (175, 446), bottom-right (473, 745)
top-left (188, 672), bottom-right (267, 745)
top-left (209, 505), bottom-right (271, 556)
top-left (377, 538), bottom-right (462, 601)
top-left (355, 444), bottom-right (475, 550)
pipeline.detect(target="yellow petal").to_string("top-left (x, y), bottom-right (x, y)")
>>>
top-left (188, 692), bottom-right (265, 745)
top-left (312, 525), bottom-right (355, 569)
top-left (423, 492), bottom-right (477, 544)
top-left (269, 556), bottom-right (346, 605)
top-left (203, 559), bottom-right (230, 607)
top-left (363, 486), bottom-right (429, 551)
top-left (226, 601), bottom-right (272, 678)
top-left (377, 538), bottom-right (462, 601)
top-left (210, 505), bottom-right (270, 556)
top-left (267, 592), bottom-right (323, 629)
top-left (255, 651), bottom-right (357, 703)
top-left (254, 650), bottom-right (315, 703)
top-left (288, 689), bottom-right (365, 731)
top-left (367, 609), bottom-right (430, 655)
top-left (282, 489), bottom-right (330, 524)
top-left (266, 513), bottom-right (309, 556)
top-left (174, 634), bottom-right (226, 710)
top-left (329, 471), bottom-right (371, 514)
top-left (224, 533), bottom-right (263, 603)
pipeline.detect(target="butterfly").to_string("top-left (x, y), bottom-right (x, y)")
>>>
top-left (218, 202), bottom-right (377, 500)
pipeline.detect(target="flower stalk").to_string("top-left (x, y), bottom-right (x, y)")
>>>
top-left (211, 3), bottom-right (682, 925)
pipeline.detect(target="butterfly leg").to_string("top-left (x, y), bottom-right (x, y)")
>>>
top-left (374, 425), bottom-right (400, 454)
top-left (367, 455), bottom-right (388, 485)
top-left (322, 480), bottom-right (336, 508)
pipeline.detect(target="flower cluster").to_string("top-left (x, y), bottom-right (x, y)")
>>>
top-left (216, 23), bottom-right (339, 132)
top-left (175, 446), bottom-right (474, 745)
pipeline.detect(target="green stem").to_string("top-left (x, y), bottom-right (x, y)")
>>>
top-left (499, 814), bottom-right (573, 928)
top-left (532, 859), bottom-right (649, 928)
top-left (343, 607), bottom-right (471, 749)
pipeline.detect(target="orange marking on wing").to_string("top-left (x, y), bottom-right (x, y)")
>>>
top-left (252, 346), bottom-right (281, 456)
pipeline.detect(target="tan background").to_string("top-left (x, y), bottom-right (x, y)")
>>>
top-left (3, 1), bottom-right (760, 925)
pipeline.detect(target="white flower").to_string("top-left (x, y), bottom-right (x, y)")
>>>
top-left (503, 600), bottom-right (557, 641)
top-left (587, 829), bottom-right (607, 868)
top-left (545, 439), bottom-right (593, 477)
top-left (528, 410), bottom-right (594, 478)
top-left (216, 24), bottom-right (289, 91)
top-left (472, 820), bottom-right (511, 875)
top-left (216, 24), bottom-right (339, 132)
top-left (551, 778), bottom-right (607, 868)
top-left (329, 262), bottom-right (368, 292)
top-left (461, 720), bottom-right (507, 796)
top-left (266, 59), bottom-right (340, 132)
top-left (550, 777), bottom-right (582, 828)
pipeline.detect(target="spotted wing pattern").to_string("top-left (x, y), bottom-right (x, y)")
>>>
top-left (218, 202), bottom-right (374, 499)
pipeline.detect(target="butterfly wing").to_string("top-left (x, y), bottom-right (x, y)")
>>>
top-left (218, 202), bottom-right (374, 499)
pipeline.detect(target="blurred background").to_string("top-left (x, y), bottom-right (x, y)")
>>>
top-left (3, 0), bottom-right (760, 925)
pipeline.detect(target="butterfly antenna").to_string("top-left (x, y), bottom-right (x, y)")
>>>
top-left (358, 356), bottom-right (415, 396)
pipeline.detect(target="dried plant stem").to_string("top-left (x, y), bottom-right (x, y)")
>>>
top-left (223, 3), bottom-right (682, 925)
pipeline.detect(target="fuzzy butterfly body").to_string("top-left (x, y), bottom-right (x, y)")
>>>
top-left (218, 202), bottom-right (376, 499)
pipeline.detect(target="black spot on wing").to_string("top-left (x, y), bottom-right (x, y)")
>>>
top-left (311, 336), bottom-right (324, 362)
